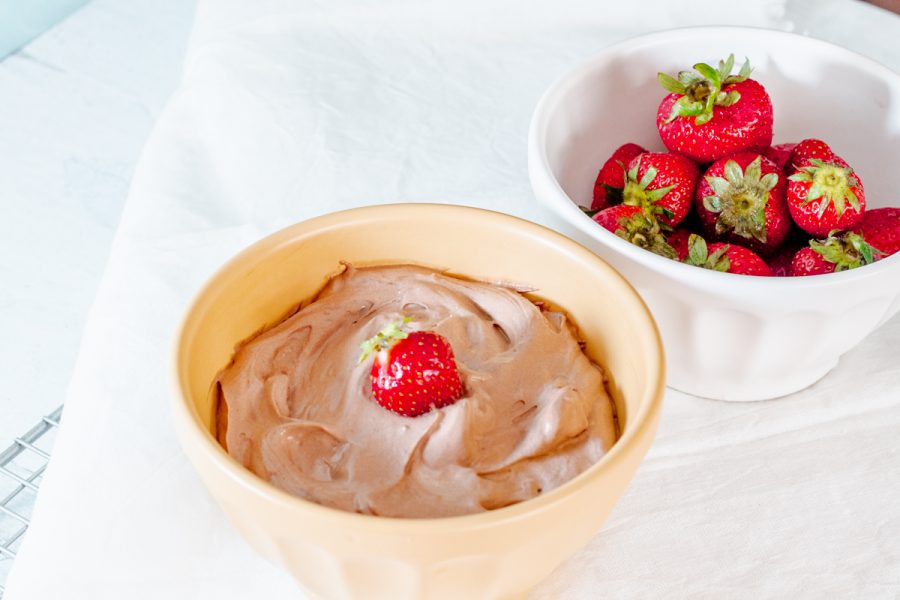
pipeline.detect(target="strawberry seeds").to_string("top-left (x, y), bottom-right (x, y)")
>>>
top-left (586, 54), bottom-right (900, 276)
top-left (359, 317), bottom-right (463, 417)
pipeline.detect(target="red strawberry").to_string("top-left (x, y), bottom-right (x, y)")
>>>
top-left (657, 54), bottom-right (773, 163)
top-left (790, 248), bottom-right (834, 276)
top-left (786, 139), bottom-right (847, 175)
top-left (858, 207), bottom-right (900, 257)
top-left (695, 152), bottom-right (791, 255)
top-left (592, 143), bottom-right (647, 211)
top-left (763, 142), bottom-right (797, 171)
top-left (767, 233), bottom-right (807, 277)
top-left (787, 158), bottom-right (865, 236)
top-left (769, 247), bottom-right (795, 277)
top-left (621, 152), bottom-right (699, 227)
top-left (666, 228), bottom-right (694, 261)
top-left (695, 152), bottom-right (790, 256)
top-left (360, 319), bottom-right (463, 417)
top-left (592, 203), bottom-right (642, 232)
top-left (790, 231), bottom-right (882, 276)
top-left (683, 234), bottom-right (772, 276)
top-left (593, 204), bottom-right (677, 259)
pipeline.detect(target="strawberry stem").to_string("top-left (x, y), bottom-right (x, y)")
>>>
top-left (788, 159), bottom-right (861, 218)
top-left (658, 54), bottom-right (751, 125)
top-left (621, 157), bottom-right (676, 219)
top-left (614, 211), bottom-right (676, 259)
top-left (702, 156), bottom-right (779, 243)
top-left (359, 316), bottom-right (412, 363)
top-left (809, 230), bottom-right (883, 271)
top-left (684, 234), bottom-right (731, 272)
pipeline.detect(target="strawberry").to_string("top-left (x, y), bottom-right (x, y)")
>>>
top-left (593, 204), bottom-right (677, 259)
top-left (767, 233), bottom-right (807, 277)
top-left (683, 234), bottom-right (772, 276)
top-left (763, 142), bottom-right (797, 171)
top-left (359, 318), bottom-right (463, 417)
top-left (790, 231), bottom-right (881, 276)
top-left (695, 152), bottom-right (791, 256)
top-left (592, 143), bottom-right (647, 211)
top-left (790, 248), bottom-right (834, 276)
top-left (787, 157), bottom-right (865, 237)
top-left (769, 246), bottom-right (795, 277)
top-left (621, 152), bottom-right (699, 227)
top-left (657, 54), bottom-right (773, 163)
top-left (666, 228), bottom-right (694, 261)
top-left (592, 203), bottom-right (643, 232)
top-left (786, 139), bottom-right (847, 175)
top-left (858, 207), bottom-right (900, 257)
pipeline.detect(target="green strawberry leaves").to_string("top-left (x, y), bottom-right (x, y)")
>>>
top-left (809, 230), bottom-right (883, 271)
top-left (658, 54), bottom-right (752, 125)
top-left (622, 158), bottom-right (676, 221)
top-left (359, 316), bottom-right (412, 363)
top-left (686, 234), bottom-right (708, 265)
top-left (701, 156), bottom-right (778, 243)
top-left (788, 159), bottom-right (862, 218)
top-left (658, 72), bottom-right (687, 94)
top-left (684, 234), bottom-right (731, 272)
top-left (613, 210), bottom-right (677, 259)
top-left (723, 54), bottom-right (753, 84)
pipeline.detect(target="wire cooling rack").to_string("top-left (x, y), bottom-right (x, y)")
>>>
top-left (0, 406), bottom-right (63, 598)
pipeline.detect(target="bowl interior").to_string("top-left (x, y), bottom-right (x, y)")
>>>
top-left (543, 27), bottom-right (900, 212)
top-left (175, 204), bottom-right (664, 512)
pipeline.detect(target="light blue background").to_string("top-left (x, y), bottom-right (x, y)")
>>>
top-left (0, 0), bottom-right (89, 58)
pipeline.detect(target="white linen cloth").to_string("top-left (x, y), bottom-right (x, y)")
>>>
top-left (7, 1), bottom-right (900, 598)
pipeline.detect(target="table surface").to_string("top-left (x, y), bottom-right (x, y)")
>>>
top-left (0, 0), bottom-right (196, 445)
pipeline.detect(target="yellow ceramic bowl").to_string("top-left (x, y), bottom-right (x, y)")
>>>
top-left (171, 203), bottom-right (665, 600)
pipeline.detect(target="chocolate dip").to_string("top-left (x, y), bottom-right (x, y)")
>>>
top-left (216, 264), bottom-right (618, 518)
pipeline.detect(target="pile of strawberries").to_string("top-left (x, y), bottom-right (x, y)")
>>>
top-left (588, 55), bottom-right (900, 276)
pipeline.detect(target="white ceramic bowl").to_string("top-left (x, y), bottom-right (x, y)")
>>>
top-left (529, 26), bottom-right (900, 401)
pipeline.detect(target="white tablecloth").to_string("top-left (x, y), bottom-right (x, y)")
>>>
top-left (7, 1), bottom-right (900, 598)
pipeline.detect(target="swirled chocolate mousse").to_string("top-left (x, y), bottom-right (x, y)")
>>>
top-left (215, 264), bottom-right (618, 518)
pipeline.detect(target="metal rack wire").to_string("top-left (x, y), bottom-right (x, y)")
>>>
top-left (0, 406), bottom-right (63, 598)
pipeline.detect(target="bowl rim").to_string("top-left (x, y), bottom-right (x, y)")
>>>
top-left (170, 202), bottom-right (666, 533)
top-left (528, 25), bottom-right (900, 293)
